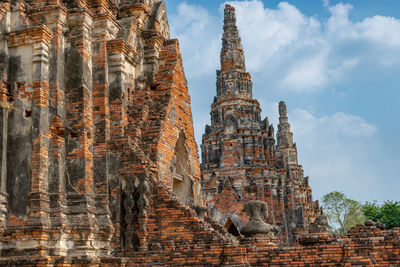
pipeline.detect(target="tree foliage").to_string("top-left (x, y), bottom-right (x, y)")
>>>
top-left (363, 201), bottom-right (400, 229)
top-left (322, 191), bottom-right (364, 236)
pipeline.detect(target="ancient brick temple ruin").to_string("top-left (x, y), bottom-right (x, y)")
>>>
top-left (201, 4), bottom-right (321, 244)
top-left (0, 0), bottom-right (204, 263)
top-left (0, 0), bottom-right (399, 265)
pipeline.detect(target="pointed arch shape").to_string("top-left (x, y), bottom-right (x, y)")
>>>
top-left (224, 217), bottom-right (241, 236)
top-left (171, 131), bottom-right (194, 205)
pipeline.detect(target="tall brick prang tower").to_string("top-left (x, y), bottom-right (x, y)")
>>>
top-left (201, 4), bottom-right (321, 244)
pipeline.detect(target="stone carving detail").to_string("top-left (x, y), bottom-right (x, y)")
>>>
top-left (172, 133), bottom-right (194, 205)
top-left (240, 200), bottom-right (280, 236)
top-left (170, 155), bottom-right (182, 181)
top-left (309, 214), bottom-right (331, 233)
top-left (138, 170), bottom-right (151, 214)
top-left (376, 222), bottom-right (386, 230)
top-left (365, 219), bottom-right (386, 230)
top-left (122, 169), bottom-right (151, 251)
top-left (122, 178), bottom-right (139, 250)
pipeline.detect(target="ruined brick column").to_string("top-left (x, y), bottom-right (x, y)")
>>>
top-left (0, 16), bottom-right (11, 229)
top-left (91, 10), bottom-right (120, 254)
top-left (29, 26), bottom-right (53, 229)
top-left (0, 99), bottom-right (11, 230)
top-left (201, 4), bottom-right (322, 244)
top-left (5, 25), bottom-right (54, 253)
top-left (64, 10), bottom-right (101, 257)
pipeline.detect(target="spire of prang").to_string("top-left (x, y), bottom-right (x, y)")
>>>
top-left (277, 101), bottom-right (294, 148)
top-left (215, 4), bottom-right (253, 101)
top-left (220, 4), bottom-right (246, 72)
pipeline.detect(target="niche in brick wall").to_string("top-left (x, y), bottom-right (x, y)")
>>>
top-left (224, 217), bottom-right (240, 236)
top-left (171, 132), bottom-right (194, 206)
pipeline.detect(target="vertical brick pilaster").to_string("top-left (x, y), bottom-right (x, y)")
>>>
top-left (45, 12), bottom-right (68, 234)
top-left (65, 11), bottom-right (94, 195)
top-left (107, 40), bottom-right (129, 139)
top-left (64, 11), bottom-right (100, 256)
top-left (0, 102), bottom-right (11, 230)
top-left (91, 14), bottom-right (120, 253)
top-left (0, 31), bottom-right (10, 229)
top-left (107, 39), bottom-right (138, 252)
top-left (28, 27), bottom-right (52, 228)
top-left (92, 15), bottom-right (119, 197)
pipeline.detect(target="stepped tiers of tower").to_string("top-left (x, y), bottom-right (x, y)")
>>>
top-left (201, 4), bottom-right (321, 244)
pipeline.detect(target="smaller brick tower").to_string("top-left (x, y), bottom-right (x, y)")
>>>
top-left (201, 4), bottom-right (321, 244)
top-left (276, 101), bottom-right (298, 168)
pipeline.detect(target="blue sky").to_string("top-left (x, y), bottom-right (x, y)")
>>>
top-left (164, 0), bottom-right (400, 203)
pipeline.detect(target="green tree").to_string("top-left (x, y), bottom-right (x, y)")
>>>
top-left (363, 201), bottom-right (400, 229)
top-left (322, 191), bottom-right (364, 236)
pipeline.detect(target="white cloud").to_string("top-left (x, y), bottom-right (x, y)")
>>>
top-left (171, 0), bottom-right (400, 92)
top-left (322, 0), bottom-right (330, 8)
top-left (290, 109), bottom-right (377, 138)
top-left (327, 3), bottom-right (353, 31)
top-left (259, 102), bottom-right (383, 202)
top-left (226, 1), bottom-right (321, 73)
top-left (222, 1), bottom-right (400, 92)
top-left (326, 112), bottom-right (377, 137)
top-left (356, 16), bottom-right (400, 48)
top-left (282, 54), bottom-right (328, 91)
top-left (287, 108), bottom-right (381, 201)
top-left (169, 3), bottom-right (220, 77)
